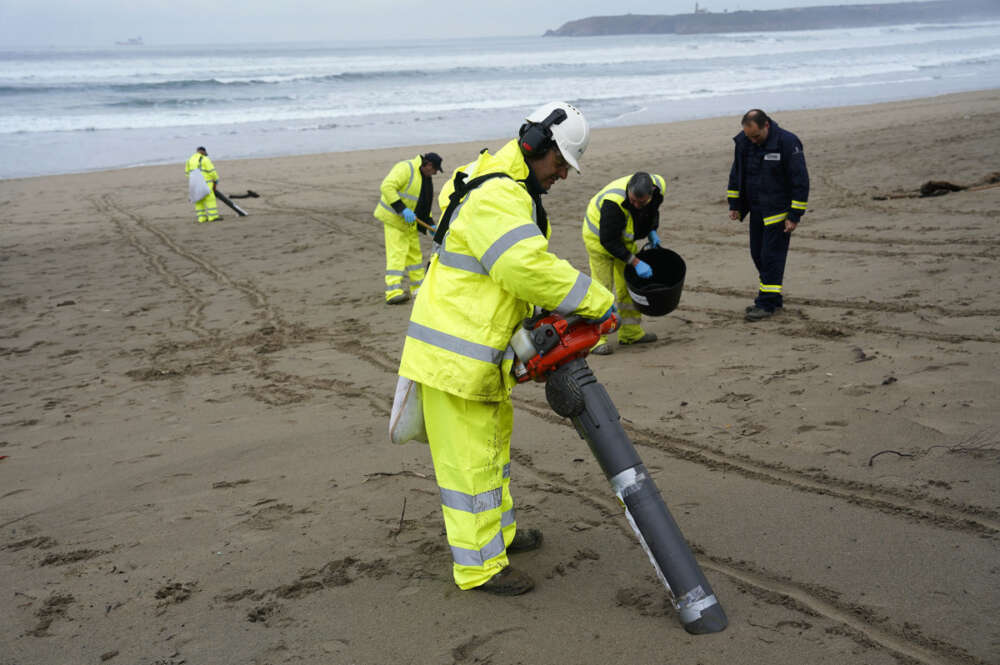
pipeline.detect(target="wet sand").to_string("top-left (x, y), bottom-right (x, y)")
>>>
top-left (1, 89), bottom-right (999, 665)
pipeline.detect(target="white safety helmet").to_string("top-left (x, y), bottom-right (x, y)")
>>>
top-left (523, 101), bottom-right (590, 173)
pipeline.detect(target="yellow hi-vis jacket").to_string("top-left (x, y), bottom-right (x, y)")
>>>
top-left (436, 150), bottom-right (488, 218)
top-left (374, 155), bottom-right (424, 231)
top-left (185, 152), bottom-right (218, 184)
top-left (582, 173), bottom-right (666, 257)
top-left (399, 139), bottom-right (614, 402)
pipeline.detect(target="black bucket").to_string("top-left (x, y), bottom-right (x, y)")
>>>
top-left (623, 247), bottom-right (686, 316)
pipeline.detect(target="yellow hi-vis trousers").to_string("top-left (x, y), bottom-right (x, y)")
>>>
top-left (382, 222), bottom-right (425, 302)
top-left (421, 384), bottom-right (516, 589)
top-left (194, 190), bottom-right (220, 223)
top-left (587, 250), bottom-right (645, 345)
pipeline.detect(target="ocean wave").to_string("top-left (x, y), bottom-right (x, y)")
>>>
top-left (0, 84), bottom-right (61, 95)
top-left (101, 94), bottom-right (297, 108)
top-left (107, 78), bottom-right (262, 91)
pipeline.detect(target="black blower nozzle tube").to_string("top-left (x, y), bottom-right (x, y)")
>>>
top-left (546, 358), bottom-right (727, 634)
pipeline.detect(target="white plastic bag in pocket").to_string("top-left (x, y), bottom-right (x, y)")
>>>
top-left (188, 171), bottom-right (211, 203)
top-left (389, 376), bottom-right (428, 445)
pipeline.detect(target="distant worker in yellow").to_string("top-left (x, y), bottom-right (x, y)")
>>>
top-left (374, 152), bottom-right (443, 304)
top-left (185, 146), bottom-right (222, 223)
top-left (582, 171), bottom-right (666, 354)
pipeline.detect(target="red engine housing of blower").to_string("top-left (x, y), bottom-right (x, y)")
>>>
top-left (517, 313), bottom-right (619, 383)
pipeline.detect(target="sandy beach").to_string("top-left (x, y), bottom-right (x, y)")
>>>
top-left (2, 89), bottom-right (999, 665)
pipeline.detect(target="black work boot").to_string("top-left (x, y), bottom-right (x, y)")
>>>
top-left (745, 306), bottom-right (776, 321)
top-left (508, 528), bottom-right (543, 553)
top-left (623, 332), bottom-right (657, 345)
top-left (473, 566), bottom-right (535, 596)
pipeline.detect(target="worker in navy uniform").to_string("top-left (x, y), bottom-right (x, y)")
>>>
top-left (727, 109), bottom-right (809, 321)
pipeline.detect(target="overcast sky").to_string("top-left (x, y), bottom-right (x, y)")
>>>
top-left (0, 0), bottom-right (908, 47)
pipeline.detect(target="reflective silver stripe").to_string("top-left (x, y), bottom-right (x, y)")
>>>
top-left (386, 269), bottom-right (406, 277)
top-left (406, 321), bottom-right (504, 364)
top-left (450, 530), bottom-right (505, 567)
top-left (652, 174), bottom-right (666, 192)
top-left (679, 594), bottom-right (720, 624)
top-left (758, 282), bottom-right (782, 293)
top-left (727, 190), bottom-right (739, 198)
top-left (791, 200), bottom-right (808, 210)
top-left (503, 346), bottom-right (515, 362)
top-left (379, 200), bottom-right (399, 215)
top-left (763, 212), bottom-right (788, 225)
top-left (385, 285), bottom-right (402, 293)
top-left (410, 279), bottom-right (422, 287)
top-left (621, 316), bottom-right (641, 325)
top-left (405, 263), bottom-right (423, 272)
top-left (399, 160), bottom-right (417, 200)
top-left (555, 272), bottom-right (592, 315)
top-left (501, 508), bottom-right (515, 528)
top-left (437, 466), bottom-right (511, 514)
top-left (437, 248), bottom-right (487, 275)
top-left (597, 187), bottom-right (626, 209)
top-left (481, 225), bottom-right (541, 273)
top-left (586, 185), bottom-right (629, 241)
top-left (440, 486), bottom-right (502, 514)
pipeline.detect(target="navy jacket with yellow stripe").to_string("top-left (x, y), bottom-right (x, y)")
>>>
top-left (727, 121), bottom-right (809, 225)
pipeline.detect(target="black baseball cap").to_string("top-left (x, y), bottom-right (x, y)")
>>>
top-left (423, 152), bottom-right (443, 171)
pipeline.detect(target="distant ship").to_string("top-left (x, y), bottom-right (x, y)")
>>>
top-left (115, 36), bottom-right (144, 46)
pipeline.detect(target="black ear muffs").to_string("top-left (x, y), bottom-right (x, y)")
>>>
top-left (519, 108), bottom-right (568, 159)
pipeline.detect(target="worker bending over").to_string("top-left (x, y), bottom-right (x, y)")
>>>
top-left (582, 171), bottom-right (666, 354)
top-left (374, 152), bottom-right (443, 304)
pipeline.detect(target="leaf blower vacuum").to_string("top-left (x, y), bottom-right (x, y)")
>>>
top-left (510, 311), bottom-right (727, 635)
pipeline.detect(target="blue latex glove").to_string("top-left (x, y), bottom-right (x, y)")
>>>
top-left (402, 208), bottom-right (417, 224)
top-left (634, 259), bottom-right (653, 279)
top-left (647, 230), bottom-right (660, 248)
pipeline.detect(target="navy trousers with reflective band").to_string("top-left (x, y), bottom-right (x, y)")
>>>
top-left (748, 211), bottom-right (791, 311)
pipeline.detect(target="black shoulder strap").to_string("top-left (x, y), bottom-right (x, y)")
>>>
top-left (433, 171), bottom-right (512, 245)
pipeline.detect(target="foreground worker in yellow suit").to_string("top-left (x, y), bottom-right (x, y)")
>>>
top-left (397, 102), bottom-right (615, 595)
top-left (373, 152), bottom-right (443, 304)
top-left (582, 172), bottom-right (666, 354)
top-left (185, 147), bottom-right (222, 223)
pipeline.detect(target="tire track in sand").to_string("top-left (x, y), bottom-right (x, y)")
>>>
top-left (91, 194), bottom-right (209, 336)
top-left (100, 194), bottom-right (281, 329)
